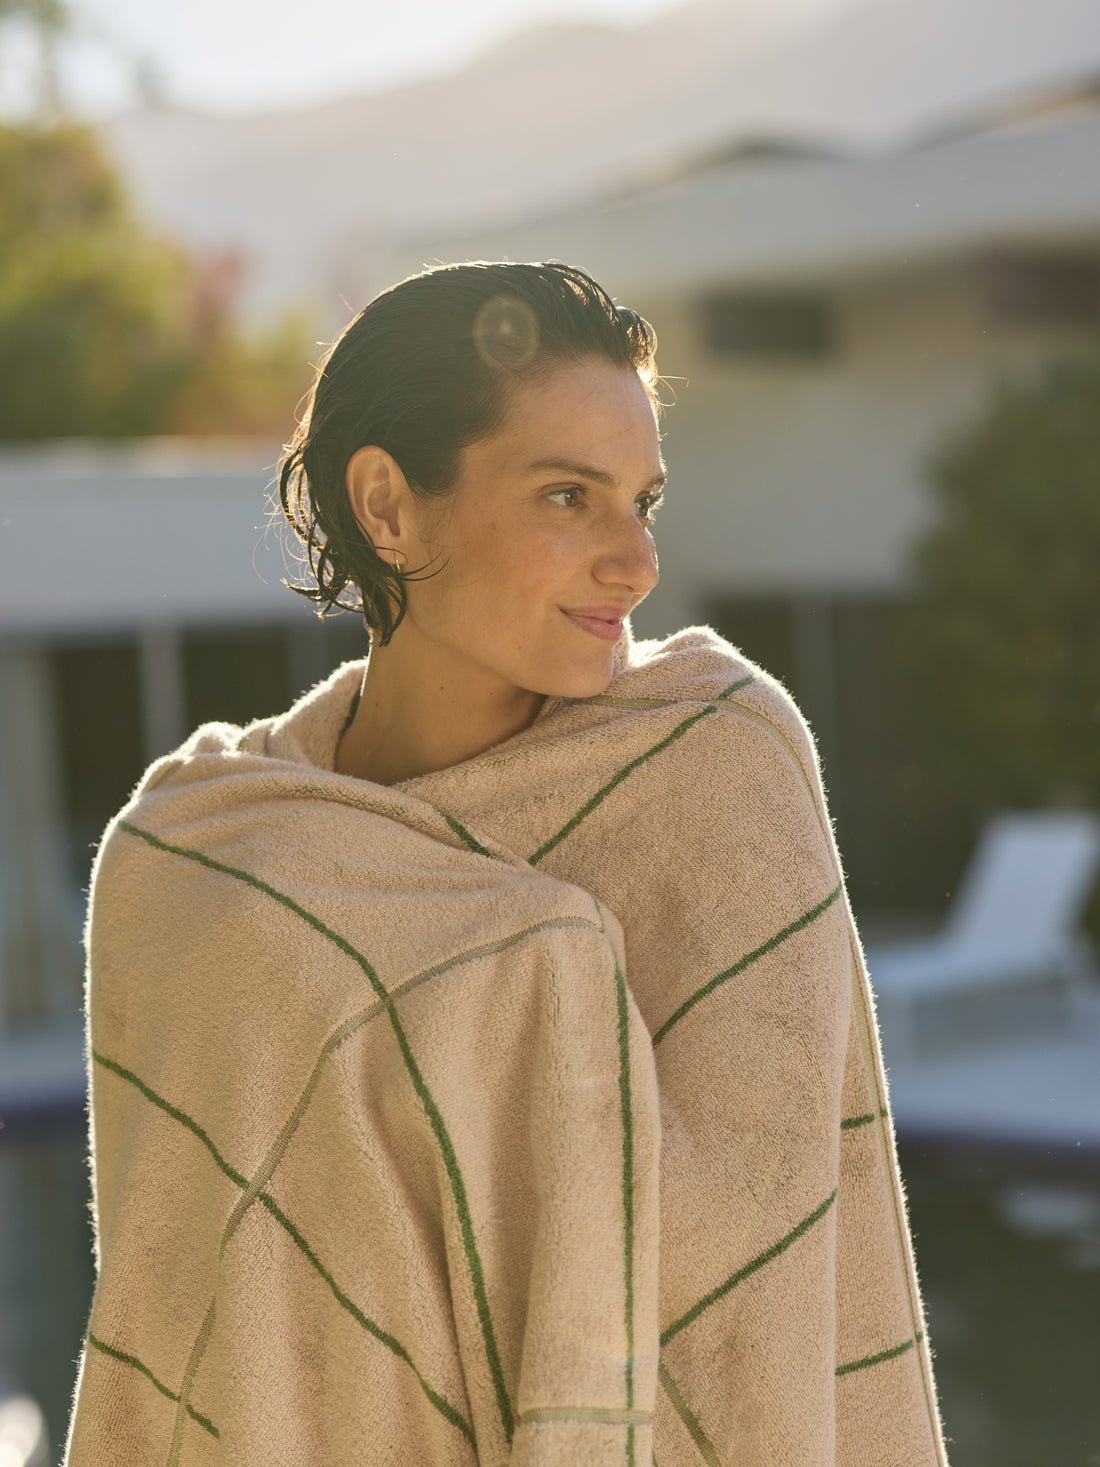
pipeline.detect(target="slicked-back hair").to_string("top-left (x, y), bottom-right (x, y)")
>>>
top-left (274, 260), bottom-right (660, 646)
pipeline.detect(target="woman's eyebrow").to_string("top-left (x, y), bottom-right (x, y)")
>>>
top-left (523, 456), bottom-right (667, 489)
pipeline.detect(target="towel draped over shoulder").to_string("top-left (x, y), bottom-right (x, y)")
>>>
top-left (64, 619), bottom-right (951, 1466)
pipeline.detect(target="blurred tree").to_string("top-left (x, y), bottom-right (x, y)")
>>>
top-left (0, 120), bottom-right (315, 439)
top-left (893, 342), bottom-right (1100, 820)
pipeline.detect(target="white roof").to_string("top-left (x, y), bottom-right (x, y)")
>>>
top-left (369, 109), bottom-right (1100, 300)
top-left (0, 439), bottom-right (297, 635)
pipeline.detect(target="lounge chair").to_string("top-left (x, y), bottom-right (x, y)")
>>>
top-left (862, 809), bottom-right (1100, 1058)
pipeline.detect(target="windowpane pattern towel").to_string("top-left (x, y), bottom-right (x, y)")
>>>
top-left (64, 620), bottom-right (951, 1466)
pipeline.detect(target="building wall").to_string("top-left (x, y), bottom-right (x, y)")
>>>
top-left (630, 257), bottom-right (1097, 641)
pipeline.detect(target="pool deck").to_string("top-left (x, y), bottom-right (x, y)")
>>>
top-left (879, 984), bottom-right (1100, 1164)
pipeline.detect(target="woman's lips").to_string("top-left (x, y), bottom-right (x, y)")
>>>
top-left (561, 608), bottom-right (623, 642)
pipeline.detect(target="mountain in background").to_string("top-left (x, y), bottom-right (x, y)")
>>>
top-left (95, 0), bottom-right (1100, 327)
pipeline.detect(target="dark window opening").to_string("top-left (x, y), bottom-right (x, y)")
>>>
top-left (49, 640), bottom-right (143, 891)
top-left (182, 626), bottom-right (292, 731)
top-left (698, 290), bottom-right (837, 358)
top-left (976, 251), bottom-right (1100, 326)
top-left (704, 591), bottom-right (977, 920)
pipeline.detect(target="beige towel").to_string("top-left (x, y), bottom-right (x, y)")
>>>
top-left (64, 618), bottom-right (951, 1465)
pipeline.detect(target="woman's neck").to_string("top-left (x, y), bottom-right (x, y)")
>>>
top-left (334, 631), bottom-right (547, 786)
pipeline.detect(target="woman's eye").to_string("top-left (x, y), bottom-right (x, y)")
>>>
top-left (546, 486), bottom-right (585, 508)
top-left (545, 486), bottom-right (665, 520)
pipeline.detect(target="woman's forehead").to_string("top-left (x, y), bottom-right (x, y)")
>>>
top-left (486, 362), bottom-right (661, 463)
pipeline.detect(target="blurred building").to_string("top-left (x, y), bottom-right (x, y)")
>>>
top-left (0, 440), bottom-right (366, 1030)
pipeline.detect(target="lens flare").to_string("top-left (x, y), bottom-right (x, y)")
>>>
top-left (472, 294), bottom-right (540, 370)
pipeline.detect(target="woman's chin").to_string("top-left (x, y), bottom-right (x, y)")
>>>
top-left (544, 656), bottom-right (617, 701)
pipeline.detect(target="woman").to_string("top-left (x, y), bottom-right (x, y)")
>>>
top-left (65, 261), bottom-right (951, 1465)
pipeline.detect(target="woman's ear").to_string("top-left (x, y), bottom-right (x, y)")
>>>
top-left (345, 445), bottom-right (408, 549)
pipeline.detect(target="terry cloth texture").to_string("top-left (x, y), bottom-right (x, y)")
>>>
top-left (64, 618), bottom-right (952, 1467)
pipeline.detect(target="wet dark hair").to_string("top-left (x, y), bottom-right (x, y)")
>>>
top-left (274, 259), bottom-right (661, 646)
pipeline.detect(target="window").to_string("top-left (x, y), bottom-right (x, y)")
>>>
top-left (49, 639), bottom-right (144, 889)
top-left (704, 591), bottom-right (977, 918)
top-left (698, 290), bottom-right (837, 359)
top-left (182, 626), bottom-right (292, 731)
top-left (976, 251), bottom-right (1100, 327)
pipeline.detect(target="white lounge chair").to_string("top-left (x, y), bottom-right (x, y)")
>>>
top-left (863, 809), bottom-right (1100, 1058)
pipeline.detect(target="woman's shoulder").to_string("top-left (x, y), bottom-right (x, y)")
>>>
top-left (117, 656), bottom-right (368, 826)
top-left (620, 621), bottom-right (837, 856)
top-left (622, 621), bottom-right (816, 754)
top-left (120, 716), bottom-right (254, 818)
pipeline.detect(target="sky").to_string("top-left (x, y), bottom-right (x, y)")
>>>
top-left (0, 0), bottom-right (863, 119)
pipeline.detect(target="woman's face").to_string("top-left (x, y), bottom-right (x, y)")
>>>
top-left (396, 354), bottom-right (665, 699)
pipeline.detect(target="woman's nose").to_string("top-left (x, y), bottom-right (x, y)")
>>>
top-left (598, 510), bottom-right (660, 594)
